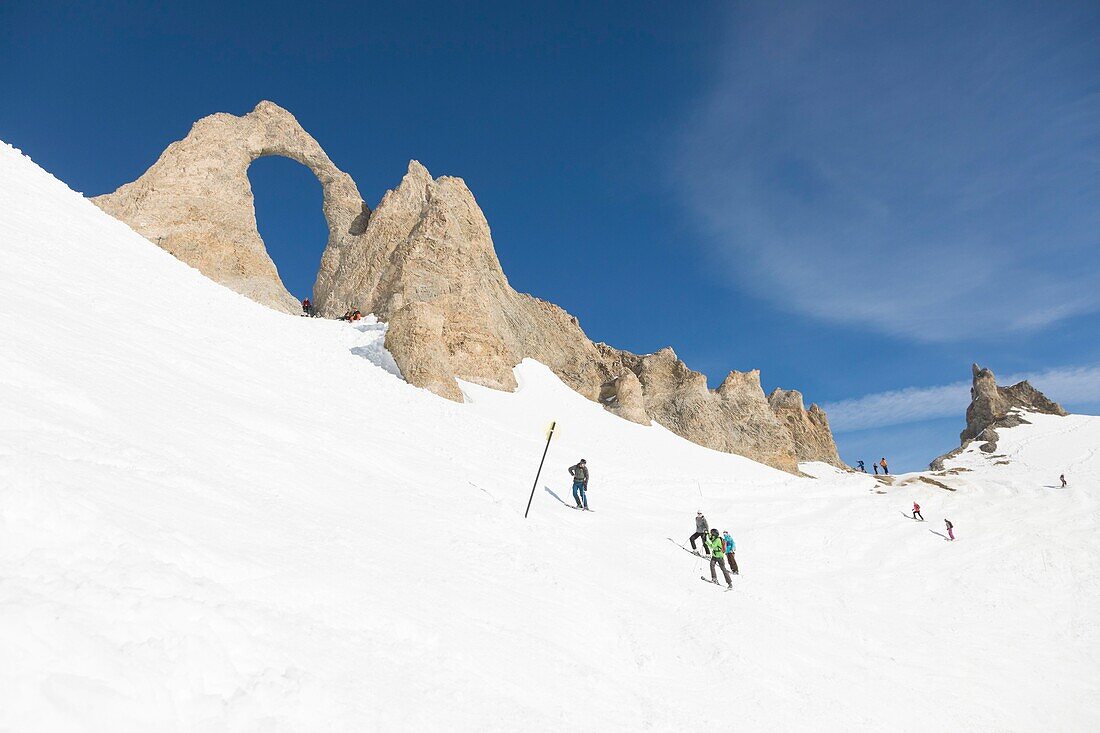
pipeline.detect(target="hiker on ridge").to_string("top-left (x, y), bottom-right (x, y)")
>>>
top-left (857, 460), bottom-right (866, 473)
top-left (689, 511), bottom-right (710, 554)
top-left (301, 298), bottom-right (313, 317)
top-left (706, 529), bottom-right (733, 589)
top-left (568, 459), bottom-right (590, 510)
top-left (880, 457), bottom-right (889, 475)
top-left (872, 462), bottom-right (879, 475)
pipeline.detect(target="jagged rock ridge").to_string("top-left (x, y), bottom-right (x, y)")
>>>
top-left (316, 157), bottom-right (844, 472)
top-left (94, 101), bottom-right (845, 473)
top-left (931, 363), bottom-right (1068, 469)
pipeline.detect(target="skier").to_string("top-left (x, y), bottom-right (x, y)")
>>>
top-left (872, 462), bottom-right (879, 475)
top-left (857, 460), bottom-right (866, 473)
top-left (706, 529), bottom-right (733, 589)
top-left (880, 457), bottom-right (889, 475)
top-left (945, 518), bottom-right (955, 541)
top-left (568, 459), bottom-right (589, 510)
top-left (301, 298), bottom-right (313, 317)
top-left (1060, 474), bottom-right (1067, 488)
top-left (912, 502), bottom-right (924, 521)
top-left (722, 530), bottom-right (739, 574)
top-left (689, 512), bottom-right (709, 554)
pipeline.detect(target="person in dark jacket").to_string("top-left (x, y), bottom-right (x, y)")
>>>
top-left (857, 460), bottom-right (866, 473)
top-left (301, 298), bottom-right (313, 317)
top-left (1060, 474), bottom-right (1067, 488)
top-left (568, 459), bottom-right (589, 510)
top-left (689, 512), bottom-right (709, 554)
top-left (872, 462), bottom-right (879, 475)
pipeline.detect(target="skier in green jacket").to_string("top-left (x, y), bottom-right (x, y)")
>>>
top-left (706, 529), bottom-right (733, 588)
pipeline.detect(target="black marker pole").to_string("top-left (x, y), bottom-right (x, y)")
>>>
top-left (524, 421), bottom-right (556, 519)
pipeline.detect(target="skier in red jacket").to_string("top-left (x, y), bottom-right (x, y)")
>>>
top-left (912, 502), bottom-right (924, 521)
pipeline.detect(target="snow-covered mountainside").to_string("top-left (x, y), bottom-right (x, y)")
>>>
top-left (1, 141), bottom-right (1098, 731)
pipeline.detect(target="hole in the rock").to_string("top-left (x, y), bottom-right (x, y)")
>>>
top-left (247, 156), bottom-right (328, 302)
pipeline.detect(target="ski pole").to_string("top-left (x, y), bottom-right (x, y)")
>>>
top-left (524, 421), bottom-right (556, 518)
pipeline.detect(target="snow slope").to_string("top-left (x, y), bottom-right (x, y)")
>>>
top-left (1, 141), bottom-right (1098, 731)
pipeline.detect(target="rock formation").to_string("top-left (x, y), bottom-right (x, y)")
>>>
top-left (94, 101), bottom-right (845, 474)
top-left (768, 388), bottom-right (844, 467)
top-left (599, 370), bottom-right (650, 426)
top-left (931, 363), bottom-right (1067, 468)
top-left (92, 101), bottom-right (369, 314)
top-left (312, 160), bottom-right (805, 472)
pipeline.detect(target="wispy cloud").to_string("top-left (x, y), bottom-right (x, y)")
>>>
top-left (675, 1), bottom-right (1100, 340)
top-left (823, 364), bottom-right (1100, 432)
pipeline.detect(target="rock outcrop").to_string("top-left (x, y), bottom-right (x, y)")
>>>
top-left (931, 363), bottom-right (1068, 468)
top-left (92, 101), bottom-right (369, 314)
top-left (599, 370), bottom-right (650, 426)
top-left (95, 102), bottom-right (844, 474)
top-left (767, 388), bottom-right (844, 467)
top-left (312, 160), bottom-right (807, 472)
top-left (383, 301), bottom-right (464, 403)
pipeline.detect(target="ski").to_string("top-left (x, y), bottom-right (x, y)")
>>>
top-left (700, 576), bottom-right (732, 591)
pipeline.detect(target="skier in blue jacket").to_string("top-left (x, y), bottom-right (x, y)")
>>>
top-left (721, 531), bottom-right (739, 575)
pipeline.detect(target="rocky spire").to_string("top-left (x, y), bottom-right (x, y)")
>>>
top-left (962, 363), bottom-right (1067, 447)
top-left (931, 363), bottom-right (1067, 468)
top-left (767, 388), bottom-right (845, 467)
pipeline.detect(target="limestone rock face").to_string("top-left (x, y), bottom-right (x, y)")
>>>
top-left (313, 161), bottom-right (826, 473)
top-left (932, 364), bottom-right (1067, 468)
top-left (768, 388), bottom-right (844, 467)
top-left (92, 101), bottom-right (369, 313)
top-left (383, 301), bottom-right (464, 403)
top-left (599, 370), bottom-right (650, 426)
top-left (962, 363), bottom-right (1067, 447)
top-left (94, 103), bottom-right (844, 474)
top-left (315, 161), bottom-right (618, 395)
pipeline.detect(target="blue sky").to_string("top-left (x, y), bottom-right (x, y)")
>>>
top-left (3, 0), bottom-right (1098, 470)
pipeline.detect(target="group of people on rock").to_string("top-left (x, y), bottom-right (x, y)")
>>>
top-left (299, 298), bottom-right (365, 322)
top-left (856, 458), bottom-right (889, 475)
top-left (689, 512), bottom-right (739, 589)
top-left (910, 502), bottom-right (955, 540)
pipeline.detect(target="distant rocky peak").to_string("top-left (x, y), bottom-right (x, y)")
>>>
top-left (932, 363), bottom-right (1067, 469)
top-left (962, 362), bottom-right (1067, 445)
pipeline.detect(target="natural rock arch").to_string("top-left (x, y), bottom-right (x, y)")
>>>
top-left (93, 101), bottom-right (369, 313)
top-left (94, 102), bottom-right (845, 473)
